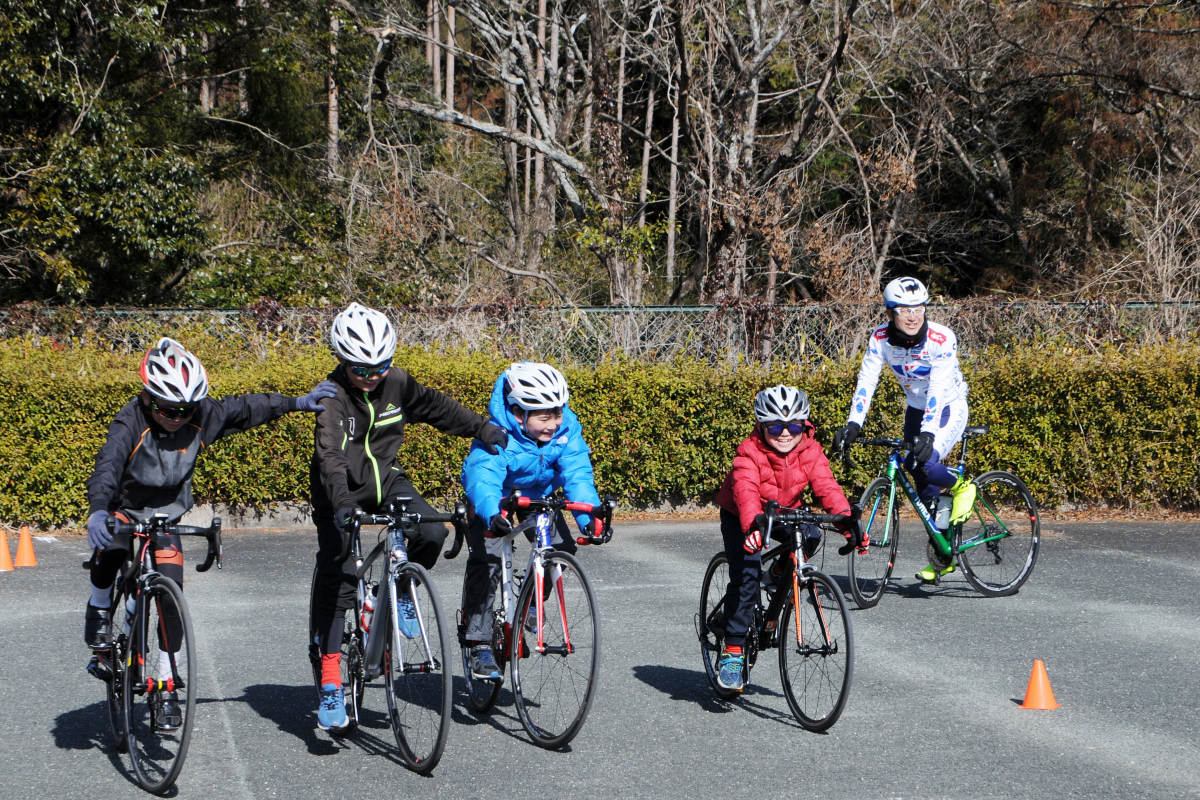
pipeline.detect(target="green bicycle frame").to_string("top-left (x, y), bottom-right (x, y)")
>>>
top-left (871, 451), bottom-right (955, 558)
top-left (867, 449), bottom-right (1017, 559)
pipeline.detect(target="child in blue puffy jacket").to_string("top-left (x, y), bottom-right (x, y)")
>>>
top-left (458, 362), bottom-right (601, 680)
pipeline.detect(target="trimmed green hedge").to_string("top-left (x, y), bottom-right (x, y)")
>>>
top-left (1, 337), bottom-right (1196, 526)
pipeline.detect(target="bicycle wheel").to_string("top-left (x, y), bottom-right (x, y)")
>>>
top-left (384, 564), bottom-right (452, 774)
top-left (697, 552), bottom-right (739, 698)
top-left (510, 551), bottom-right (599, 749)
top-left (104, 590), bottom-right (129, 754)
top-left (307, 566), bottom-right (364, 726)
top-left (957, 470), bottom-right (1040, 596)
top-left (778, 570), bottom-right (853, 732)
top-left (849, 478), bottom-right (899, 609)
top-left (458, 602), bottom-right (503, 713)
top-left (123, 577), bottom-right (195, 794)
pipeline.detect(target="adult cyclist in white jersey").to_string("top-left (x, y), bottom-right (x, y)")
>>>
top-left (832, 276), bottom-right (977, 583)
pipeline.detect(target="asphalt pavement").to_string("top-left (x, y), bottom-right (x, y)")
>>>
top-left (2, 518), bottom-right (1198, 799)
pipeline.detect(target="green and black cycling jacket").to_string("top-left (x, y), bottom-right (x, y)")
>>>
top-left (310, 364), bottom-right (490, 512)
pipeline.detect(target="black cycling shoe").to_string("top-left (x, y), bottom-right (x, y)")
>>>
top-left (155, 691), bottom-right (183, 732)
top-left (84, 603), bottom-right (112, 648)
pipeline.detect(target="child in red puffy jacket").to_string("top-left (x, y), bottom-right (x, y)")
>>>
top-left (711, 384), bottom-right (864, 693)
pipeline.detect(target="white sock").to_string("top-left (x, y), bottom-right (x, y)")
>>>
top-left (90, 584), bottom-right (112, 609)
top-left (158, 650), bottom-right (174, 681)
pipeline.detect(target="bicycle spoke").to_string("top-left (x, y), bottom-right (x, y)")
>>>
top-left (124, 578), bottom-right (195, 794)
top-left (385, 566), bottom-right (451, 774)
top-left (778, 572), bottom-right (853, 732)
top-left (511, 552), bottom-right (599, 749)
top-left (849, 478), bottom-right (899, 609)
top-left (957, 471), bottom-right (1040, 596)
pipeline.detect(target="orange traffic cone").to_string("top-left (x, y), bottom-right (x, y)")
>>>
top-left (14, 525), bottom-right (37, 568)
top-left (1020, 659), bottom-right (1060, 709)
top-left (0, 530), bottom-right (12, 572)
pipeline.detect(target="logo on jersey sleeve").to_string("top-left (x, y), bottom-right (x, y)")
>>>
top-left (928, 329), bottom-right (947, 345)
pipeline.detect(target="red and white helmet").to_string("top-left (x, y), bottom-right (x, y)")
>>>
top-left (753, 385), bottom-right (810, 422)
top-left (504, 362), bottom-right (569, 411)
top-left (330, 302), bottom-right (397, 365)
top-left (883, 276), bottom-right (929, 308)
top-left (140, 338), bottom-right (209, 404)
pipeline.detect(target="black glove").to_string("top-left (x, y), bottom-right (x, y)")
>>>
top-left (832, 422), bottom-right (861, 452)
top-left (837, 518), bottom-right (865, 556)
top-left (476, 422), bottom-right (509, 455)
top-left (335, 505), bottom-right (361, 530)
top-left (576, 520), bottom-right (604, 544)
top-left (488, 513), bottom-right (512, 536)
top-left (908, 431), bottom-right (935, 465)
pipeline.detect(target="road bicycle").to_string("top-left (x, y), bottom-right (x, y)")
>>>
top-left (696, 503), bottom-right (854, 732)
top-left (456, 491), bottom-right (616, 749)
top-left (84, 513), bottom-right (222, 795)
top-left (842, 425), bottom-right (1040, 609)
top-left (306, 498), bottom-right (467, 774)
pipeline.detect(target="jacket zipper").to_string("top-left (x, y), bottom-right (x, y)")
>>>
top-left (362, 389), bottom-right (382, 505)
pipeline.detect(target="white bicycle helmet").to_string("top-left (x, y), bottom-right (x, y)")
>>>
top-left (753, 385), bottom-right (810, 422)
top-left (883, 276), bottom-right (929, 308)
top-left (505, 362), bottom-right (569, 411)
top-left (330, 302), bottom-right (397, 365)
top-left (139, 337), bottom-right (209, 404)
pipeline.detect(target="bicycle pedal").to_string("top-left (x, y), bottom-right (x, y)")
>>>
top-left (86, 654), bottom-right (113, 682)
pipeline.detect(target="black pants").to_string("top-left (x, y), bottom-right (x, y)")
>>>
top-left (718, 509), bottom-right (818, 647)
top-left (310, 483), bottom-right (449, 656)
top-left (460, 505), bottom-right (576, 643)
top-left (90, 530), bottom-right (185, 651)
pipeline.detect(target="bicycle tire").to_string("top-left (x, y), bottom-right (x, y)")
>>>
top-left (778, 570), bottom-right (854, 732)
top-left (957, 470), bottom-right (1040, 596)
top-left (849, 478), bottom-right (899, 609)
top-left (384, 564), bottom-right (452, 774)
top-left (697, 552), bottom-right (740, 698)
top-left (123, 576), bottom-right (195, 794)
top-left (458, 605), bottom-right (503, 713)
top-left (510, 551), bottom-right (600, 749)
top-left (104, 589), bottom-right (129, 754)
top-left (307, 565), bottom-right (365, 728)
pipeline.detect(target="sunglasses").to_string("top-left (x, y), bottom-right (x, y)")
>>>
top-left (151, 400), bottom-right (197, 420)
top-left (347, 361), bottom-right (390, 378)
top-left (764, 421), bottom-right (806, 436)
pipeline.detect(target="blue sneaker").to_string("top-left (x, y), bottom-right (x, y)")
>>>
top-left (524, 604), bottom-right (540, 634)
top-left (396, 590), bottom-right (419, 639)
top-left (716, 651), bottom-right (745, 692)
top-left (468, 645), bottom-right (502, 681)
top-left (317, 683), bottom-right (348, 731)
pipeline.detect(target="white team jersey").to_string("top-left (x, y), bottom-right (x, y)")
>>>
top-left (848, 321), bottom-right (968, 432)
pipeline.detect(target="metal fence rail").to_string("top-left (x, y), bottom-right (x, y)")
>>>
top-left (2, 301), bottom-right (1196, 364)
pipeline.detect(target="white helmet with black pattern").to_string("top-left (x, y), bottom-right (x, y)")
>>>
top-left (883, 276), bottom-right (929, 308)
top-left (330, 302), bottom-right (397, 365)
top-left (505, 362), bottom-right (569, 411)
top-left (139, 337), bottom-right (209, 404)
top-left (753, 384), bottom-right (809, 423)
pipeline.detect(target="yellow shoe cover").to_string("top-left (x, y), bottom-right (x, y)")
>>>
top-left (949, 477), bottom-right (976, 524)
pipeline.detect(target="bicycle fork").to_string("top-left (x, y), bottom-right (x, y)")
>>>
top-left (529, 513), bottom-right (571, 656)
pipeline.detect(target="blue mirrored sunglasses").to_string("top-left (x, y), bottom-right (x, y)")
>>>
top-left (764, 421), bottom-right (806, 437)
top-left (347, 361), bottom-right (390, 378)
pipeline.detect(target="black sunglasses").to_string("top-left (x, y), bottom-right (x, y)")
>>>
top-left (151, 400), bottom-right (197, 420)
top-left (764, 421), bottom-right (806, 436)
top-left (347, 361), bottom-right (391, 378)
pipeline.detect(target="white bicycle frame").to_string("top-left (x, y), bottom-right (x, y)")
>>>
top-left (493, 510), bottom-right (570, 656)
